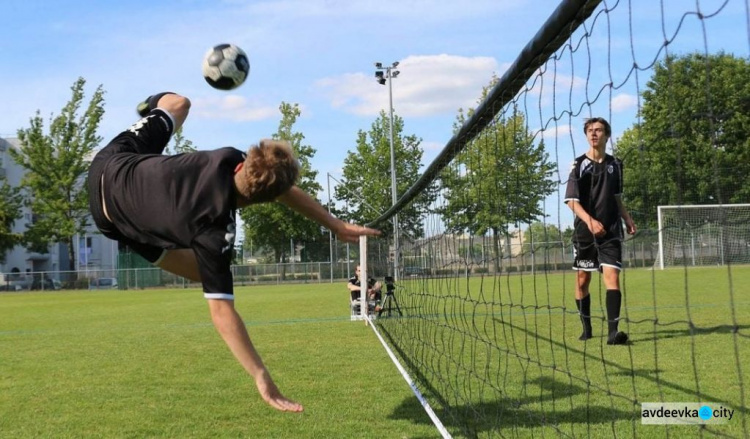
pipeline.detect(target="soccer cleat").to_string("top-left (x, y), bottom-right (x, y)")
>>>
top-left (136, 97), bottom-right (151, 117)
top-left (607, 331), bottom-right (629, 345)
top-left (579, 331), bottom-right (593, 341)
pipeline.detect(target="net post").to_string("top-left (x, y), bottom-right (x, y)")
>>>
top-left (657, 205), bottom-right (665, 270)
top-left (359, 235), bottom-right (368, 321)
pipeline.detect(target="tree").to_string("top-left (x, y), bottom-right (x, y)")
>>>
top-left (164, 127), bottom-right (197, 155)
top-left (440, 80), bottom-right (556, 271)
top-left (335, 110), bottom-right (436, 240)
top-left (615, 53), bottom-right (750, 227)
top-left (10, 77), bottom-right (105, 270)
top-left (0, 177), bottom-right (23, 264)
top-left (523, 222), bottom-right (564, 250)
top-left (240, 102), bottom-right (324, 267)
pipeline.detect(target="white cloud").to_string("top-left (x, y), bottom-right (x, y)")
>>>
top-left (192, 95), bottom-right (278, 122)
top-left (316, 54), bottom-right (504, 117)
top-left (611, 93), bottom-right (638, 112)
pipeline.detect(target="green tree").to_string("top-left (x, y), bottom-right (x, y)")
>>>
top-left (616, 53), bottom-right (750, 227)
top-left (164, 127), bottom-right (197, 155)
top-left (523, 222), bottom-right (564, 251)
top-left (240, 102), bottom-right (324, 267)
top-left (335, 110), bottom-right (435, 239)
top-left (440, 81), bottom-right (555, 271)
top-left (0, 176), bottom-right (23, 263)
top-left (10, 77), bottom-right (105, 270)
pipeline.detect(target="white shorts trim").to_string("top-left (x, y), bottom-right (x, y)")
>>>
top-left (204, 293), bottom-right (235, 300)
top-left (600, 263), bottom-right (622, 271)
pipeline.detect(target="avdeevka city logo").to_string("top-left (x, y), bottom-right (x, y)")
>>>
top-left (641, 403), bottom-right (734, 425)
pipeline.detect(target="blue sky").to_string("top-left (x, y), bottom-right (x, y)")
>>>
top-left (1, 0), bottom-right (747, 229)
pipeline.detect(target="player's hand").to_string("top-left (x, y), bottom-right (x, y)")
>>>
top-left (625, 219), bottom-right (637, 235)
top-left (334, 222), bottom-right (381, 244)
top-left (587, 219), bottom-right (606, 237)
top-left (255, 370), bottom-right (304, 412)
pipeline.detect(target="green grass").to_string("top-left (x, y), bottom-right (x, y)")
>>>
top-left (0, 286), bottom-right (437, 438)
top-left (1, 266), bottom-right (748, 438)
top-left (381, 265), bottom-right (750, 438)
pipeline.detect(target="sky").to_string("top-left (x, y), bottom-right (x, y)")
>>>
top-left (1, 0), bottom-right (747, 230)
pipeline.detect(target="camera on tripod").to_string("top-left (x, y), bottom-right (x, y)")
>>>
top-left (384, 276), bottom-right (396, 293)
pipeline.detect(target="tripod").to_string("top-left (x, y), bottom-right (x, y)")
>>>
top-left (378, 278), bottom-right (402, 317)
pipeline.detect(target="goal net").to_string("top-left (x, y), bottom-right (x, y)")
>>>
top-left (657, 204), bottom-right (750, 269)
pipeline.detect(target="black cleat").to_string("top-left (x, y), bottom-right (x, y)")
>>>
top-left (136, 97), bottom-right (151, 117)
top-left (607, 331), bottom-right (629, 345)
top-left (579, 331), bottom-right (593, 341)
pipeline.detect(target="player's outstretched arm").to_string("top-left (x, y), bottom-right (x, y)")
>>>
top-left (277, 186), bottom-right (380, 243)
top-left (207, 299), bottom-right (303, 412)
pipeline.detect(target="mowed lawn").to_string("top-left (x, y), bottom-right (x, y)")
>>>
top-left (0, 283), bottom-right (438, 439)
top-left (1, 265), bottom-right (748, 438)
top-left (384, 265), bottom-right (750, 438)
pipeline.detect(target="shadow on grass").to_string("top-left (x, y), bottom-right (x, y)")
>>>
top-left (629, 323), bottom-right (750, 343)
top-left (375, 313), bottom-right (749, 437)
top-left (385, 375), bottom-right (634, 437)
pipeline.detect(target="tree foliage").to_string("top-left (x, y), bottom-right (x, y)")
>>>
top-left (440, 108), bottom-right (555, 237)
top-left (0, 176), bottom-right (23, 263)
top-left (335, 110), bottom-right (435, 240)
top-left (523, 222), bottom-right (564, 248)
top-left (439, 77), bottom-right (556, 270)
top-left (239, 102), bottom-right (324, 264)
top-left (616, 53), bottom-right (750, 227)
top-left (164, 127), bottom-right (197, 155)
top-left (10, 77), bottom-right (105, 269)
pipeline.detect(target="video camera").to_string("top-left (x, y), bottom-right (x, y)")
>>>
top-left (384, 276), bottom-right (396, 293)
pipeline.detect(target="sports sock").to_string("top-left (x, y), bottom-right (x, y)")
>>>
top-left (606, 289), bottom-right (622, 335)
top-left (575, 295), bottom-right (592, 340)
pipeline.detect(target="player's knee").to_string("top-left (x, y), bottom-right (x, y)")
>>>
top-left (160, 94), bottom-right (191, 115)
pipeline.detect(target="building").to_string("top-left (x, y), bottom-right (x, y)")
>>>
top-left (0, 137), bottom-right (117, 285)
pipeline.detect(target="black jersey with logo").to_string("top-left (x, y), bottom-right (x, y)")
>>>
top-left (99, 130), bottom-right (244, 297)
top-left (564, 153), bottom-right (624, 241)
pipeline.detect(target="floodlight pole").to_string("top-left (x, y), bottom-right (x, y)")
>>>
top-left (327, 173), bottom-right (334, 283)
top-left (375, 61), bottom-right (401, 282)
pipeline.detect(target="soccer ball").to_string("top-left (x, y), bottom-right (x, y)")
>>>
top-left (202, 44), bottom-right (250, 90)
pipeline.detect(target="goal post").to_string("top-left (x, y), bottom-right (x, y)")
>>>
top-left (657, 204), bottom-right (750, 269)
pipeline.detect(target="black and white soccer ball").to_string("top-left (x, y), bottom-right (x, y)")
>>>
top-left (202, 44), bottom-right (250, 90)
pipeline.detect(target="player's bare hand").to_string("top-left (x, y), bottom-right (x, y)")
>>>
top-left (255, 371), bottom-right (304, 412)
top-left (335, 222), bottom-right (381, 244)
top-left (625, 220), bottom-right (637, 235)
top-left (588, 219), bottom-right (606, 237)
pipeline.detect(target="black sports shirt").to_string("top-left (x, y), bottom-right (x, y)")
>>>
top-left (94, 111), bottom-right (245, 299)
top-left (564, 153), bottom-right (624, 241)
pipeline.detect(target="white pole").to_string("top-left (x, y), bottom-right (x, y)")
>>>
top-left (327, 173), bottom-right (334, 283)
top-left (359, 235), bottom-right (368, 321)
top-left (657, 206), bottom-right (665, 270)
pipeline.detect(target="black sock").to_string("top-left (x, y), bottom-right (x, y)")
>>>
top-left (606, 289), bottom-right (622, 335)
top-left (575, 295), bottom-right (592, 339)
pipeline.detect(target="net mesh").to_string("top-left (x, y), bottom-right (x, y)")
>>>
top-left (346, 0), bottom-right (750, 437)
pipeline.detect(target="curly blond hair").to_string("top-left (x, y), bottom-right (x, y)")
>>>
top-left (239, 139), bottom-right (300, 203)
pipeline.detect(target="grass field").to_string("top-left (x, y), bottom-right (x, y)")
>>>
top-left (380, 265), bottom-right (750, 438)
top-left (1, 266), bottom-right (748, 438)
top-left (0, 284), bottom-right (437, 438)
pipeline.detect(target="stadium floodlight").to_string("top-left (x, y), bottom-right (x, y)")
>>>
top-left (374, 60), bottom-right (402, 281)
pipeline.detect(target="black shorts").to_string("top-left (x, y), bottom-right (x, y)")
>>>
top-left (87, 109), bottom-right (174, 263)
top-left (572, 237), bottom-right (622, 271)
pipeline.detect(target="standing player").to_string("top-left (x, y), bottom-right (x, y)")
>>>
top-left (88, 92), bottom-right (380, 412)
top-left (564, 117), bottom-right (636, 345)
